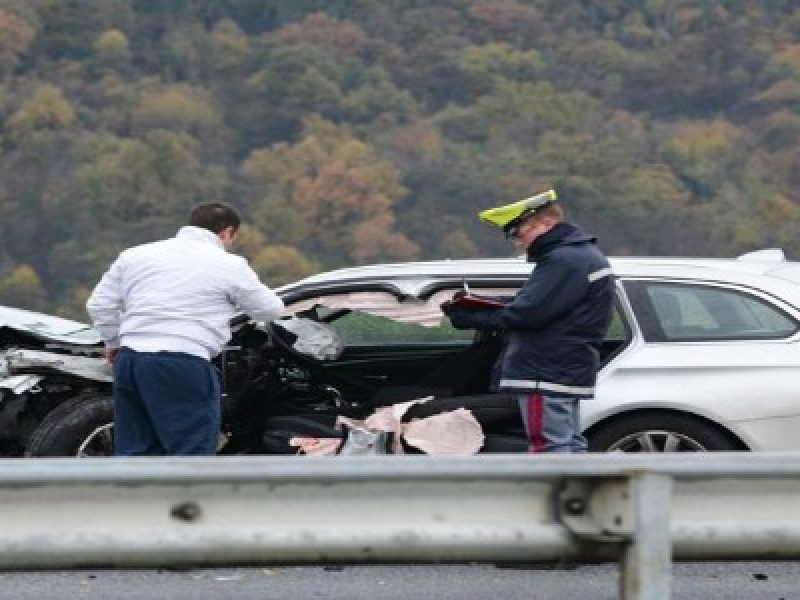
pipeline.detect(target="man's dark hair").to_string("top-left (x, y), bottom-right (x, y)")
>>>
top-left (188, 202), bottom-right (241, 234)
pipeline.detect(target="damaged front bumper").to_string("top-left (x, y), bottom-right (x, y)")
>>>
top-left (0, 374), bottom-right (44, 395)
top-left (0, 349), bottom-right (111, 397)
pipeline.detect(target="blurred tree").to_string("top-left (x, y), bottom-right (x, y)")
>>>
top-left (340, 67), bottom-right (418, 124)
top-left (241, 115), bottom-right (418, 266)
top-left (562, 38), bottom-right (645, 100)
top-left (454, 42), bottom-right (544, 97)
top-left (55, 285), bottom-right (92, 321)
top-left (94, 28), bottom-right (130, 59)
top-left (90, 28), bottom-right (133, 79)
top-left (271, 11), bottom-right (370, 60)
top-left (0, 264), bottom-right (45, 310)
top-left (251, 244), bottom-right (318, 286)
top-left (436, 229), bottom-right (480, 259)
top-left (756, 110), bottom-right (800, 151)
top-left (764, 43), bottom-right (800, 82)
top-left (210, 18), bottom-right (251, 73)
top-left (662, 119), bottom-right (742, 198)
top-left (700, 154), bottom-right (800, 257)
top-left (28, 0), bottom-right (134, 60)
top-left (161, 23), bottom-right (211, 82)
top-left (0, 8), bottom-right (36, 74)
top-left (131, 84), bottom-right (219, 134)
top-left (7, 84), bottom-right (76, 140)
top-left (2, 0), bottom-right (800, 315)
top-left (72, 130), bottom-right (227, 245)
top-left (752, 79), bottom-right (800, 107)
top-left (466, 0), bottom-right (545, 47)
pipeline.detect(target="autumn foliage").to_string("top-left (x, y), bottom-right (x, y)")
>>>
top-left (0, 2), bottom-right (798, 317)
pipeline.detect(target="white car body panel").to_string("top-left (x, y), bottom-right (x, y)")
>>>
top-left (0, 306), bottom-right (102, 345)
top-left (587, 339), bottom-right (800, 450)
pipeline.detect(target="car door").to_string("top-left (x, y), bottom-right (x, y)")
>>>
top-left (588, 277), bottom-right (800, 450)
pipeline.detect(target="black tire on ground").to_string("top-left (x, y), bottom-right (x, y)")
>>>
top-left (587, 412), bottom-right (741, 453)
top-left (25, 394), bottom-right (114, 457)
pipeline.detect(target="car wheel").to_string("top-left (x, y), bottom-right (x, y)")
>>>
top-left (588, 413), bottom-right (740, 453)
top-left (25, 394), bottom-right (114, 457)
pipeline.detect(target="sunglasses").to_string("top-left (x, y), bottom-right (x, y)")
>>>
top-left (504, 220), bottom-right (529, 239)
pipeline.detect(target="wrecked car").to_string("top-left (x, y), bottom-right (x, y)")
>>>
top-left (0, 306), bottom-right (110, 456)
top-left (4, 252), bottom-right (800, 456)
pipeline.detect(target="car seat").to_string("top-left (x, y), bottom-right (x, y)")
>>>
top-left (368, 331), bottom-right (505, 406)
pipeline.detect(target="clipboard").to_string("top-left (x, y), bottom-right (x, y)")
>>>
top-left (443, 280), bottom-right (506, 310)
top-left (448, 294), bottom-right (505, 310)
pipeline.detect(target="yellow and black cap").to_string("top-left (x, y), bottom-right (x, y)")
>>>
top-left (478, 189), bottom-right (557, 238)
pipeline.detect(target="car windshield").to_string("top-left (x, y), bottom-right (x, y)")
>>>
top-left (286, 288), bottom-right (513, 327)
top-left (285, 288), bottom-right (514, 347)
top-left (288, 290), bottom-right (444, 327)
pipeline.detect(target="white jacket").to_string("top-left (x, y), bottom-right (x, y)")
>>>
top-left (86, 226), bottom-right (285, 360)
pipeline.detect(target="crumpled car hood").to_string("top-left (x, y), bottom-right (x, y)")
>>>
top-left (0, 306), bottom-right (102, 345)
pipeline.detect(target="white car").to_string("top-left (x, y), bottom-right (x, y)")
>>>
top-left (277, 248), bottom-right (800, 452)
top-left (2, 249), bottom-right (799, 455)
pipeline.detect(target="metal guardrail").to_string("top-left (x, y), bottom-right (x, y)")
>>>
top-left (2, 453), bottom-right (800, 599)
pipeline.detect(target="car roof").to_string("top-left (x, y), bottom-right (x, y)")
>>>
top-left (278, 252), bottom-right (800, 308)
top-left (279, 254), bottom-right (797, 287)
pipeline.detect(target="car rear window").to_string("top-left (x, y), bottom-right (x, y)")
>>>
top-left (624, 280), bottom-right (798, 342)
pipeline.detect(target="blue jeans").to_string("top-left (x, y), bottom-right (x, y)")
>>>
top-left (112, 347), bottom-right (220, 456)
top-left (517, 393), bottom-right (587, 453)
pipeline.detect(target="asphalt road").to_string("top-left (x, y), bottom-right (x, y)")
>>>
top-left (1, 562), bottom-right (799, 600)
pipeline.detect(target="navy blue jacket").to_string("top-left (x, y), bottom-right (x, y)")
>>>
top-left (447, 222), bottom-right (614, 398)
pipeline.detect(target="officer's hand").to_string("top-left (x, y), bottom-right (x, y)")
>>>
top-left (440, 290), bottom-right (467, 315)
top-left (444, 307), bottom-right (473, 329)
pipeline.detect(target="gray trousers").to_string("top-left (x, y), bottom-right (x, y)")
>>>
top-left (517, 392), bottom-right (587, 453)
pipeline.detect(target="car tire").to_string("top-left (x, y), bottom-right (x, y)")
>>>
top-left (25, 394), bottom-right (114, 457)
top-left (588, 413), bottom-right (740, 453)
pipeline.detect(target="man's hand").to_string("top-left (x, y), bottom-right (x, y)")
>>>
top-left (104, 347), bottom-right (119, 364)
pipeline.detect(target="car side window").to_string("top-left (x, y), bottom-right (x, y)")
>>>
top-left (320, 287), bottom-right (520, 346)
top-left (286, 289), bottom-right (482, 346)
top-left (605, 303), bottom-right (629, 342)
top-left (624, 281), bottom-right (798, 341)
top-left (288, 285), bottom-right (632, 347)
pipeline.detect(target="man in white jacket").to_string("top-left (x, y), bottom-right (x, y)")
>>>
top-left (87, 202), bottom-right (285, 455)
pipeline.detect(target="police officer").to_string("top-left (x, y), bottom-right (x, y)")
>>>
top-left (442, 190), bottom-right (614, 453)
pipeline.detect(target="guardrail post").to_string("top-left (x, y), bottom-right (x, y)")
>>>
top-left (621, 472), bottom-right (672, 600)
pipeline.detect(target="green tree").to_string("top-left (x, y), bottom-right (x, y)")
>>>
top-left (241, 116), bottom-right (418, 266)
top-left (662, 119), bottom-right (742, 198)
top-left (7, 84), bottom-right (77, 141)
top-left (251, 245), bottom-right (318, 286)
top-left (94, 28), bottom-right (130, 59)
top-left (0, 264), bottom-right (45, 310)
top-left (270, 11), bottom-right (370, 60)
top-left (210, 18), bottom-right (251, 73)
top-left (0, 8), bottom-right (36, 73)
top-left (131, 84), bottom-right (219, 134)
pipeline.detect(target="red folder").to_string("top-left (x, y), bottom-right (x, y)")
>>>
top-left (444, 294), bottom-right (505, 310)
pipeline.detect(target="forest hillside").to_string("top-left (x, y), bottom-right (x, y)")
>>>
top-left (1, 1), bottom-right (799, 317)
